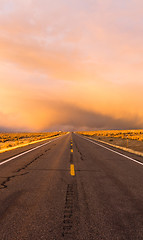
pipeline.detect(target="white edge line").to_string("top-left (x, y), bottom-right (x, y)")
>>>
top-left (76, 134), bottom-right (143, 166)
top-left (0, 135), bottom-right (63, 166)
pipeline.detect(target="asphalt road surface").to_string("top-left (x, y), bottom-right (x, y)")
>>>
top-left (0, 133), bottom-right (143, 240)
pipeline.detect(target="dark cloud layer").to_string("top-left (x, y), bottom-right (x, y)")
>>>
top-left (0, 100), bottom-right (142, 132)
top-left (42, 102), bottom-right (142, 132)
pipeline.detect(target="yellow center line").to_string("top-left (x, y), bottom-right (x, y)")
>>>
top-left (70, 164), bottom-right (75, 176)
top-left (71, 149), bottom-right (73, 153)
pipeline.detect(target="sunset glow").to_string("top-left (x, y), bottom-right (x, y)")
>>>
top-left (0, 0), bottom-right (143, 131)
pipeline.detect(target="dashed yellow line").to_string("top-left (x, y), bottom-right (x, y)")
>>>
top-left (70, 139), bottom-right (75, 176)
top-left (70, 164), bottom-right (75, 176)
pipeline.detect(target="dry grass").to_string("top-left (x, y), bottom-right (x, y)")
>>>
top-left (0, 132), bottom-right (66, 152)
top-left (77, 129), bottom-right (143, 154)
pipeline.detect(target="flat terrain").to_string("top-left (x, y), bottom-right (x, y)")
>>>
top-left (0, 132), bottom-right (64, 153)
top-left (78, 130), bottom-right (143, 154)
top-left (0, 133), bottom-right (143, 239)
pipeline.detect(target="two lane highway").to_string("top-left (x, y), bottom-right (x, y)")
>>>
top-left (0, 133), bottom-right (143, 239)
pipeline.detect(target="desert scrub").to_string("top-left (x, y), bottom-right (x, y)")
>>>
top-left (77, 129), bottom-right (143, 154)
top-left (77, 129), bottom-right (143, 142)
top-left (0, 131), bottom-right (66, 151)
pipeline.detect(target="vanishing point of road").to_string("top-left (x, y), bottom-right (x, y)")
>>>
top-left (0, 133), bottom-right (143, 240)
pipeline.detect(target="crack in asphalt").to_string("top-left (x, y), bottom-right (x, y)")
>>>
top-left (16, 153), bottom-right (44, 173)
top-left (0, 172), bottom-right (29, 189)
top-left (16, 147), bottom-right (53, 173)
top-left (0, 147), bottom-right (52, 190)
top-left (74, 140), bottom-right (84, 161)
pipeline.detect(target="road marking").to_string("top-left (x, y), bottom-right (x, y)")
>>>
top-left (70, 164), bottom-right (75, 176)
top-left (71, 149), bottom-right (73, 153)
top-left (0, 136), bottom-right (62, 167)
top-left (78, 135), bottom-right (143, 167)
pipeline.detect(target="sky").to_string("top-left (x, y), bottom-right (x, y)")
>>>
top-left (0, 0), bottom-right (143, 132)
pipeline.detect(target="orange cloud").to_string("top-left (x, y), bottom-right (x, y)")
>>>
top-left (0, 0), bottom-right (143, 131)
